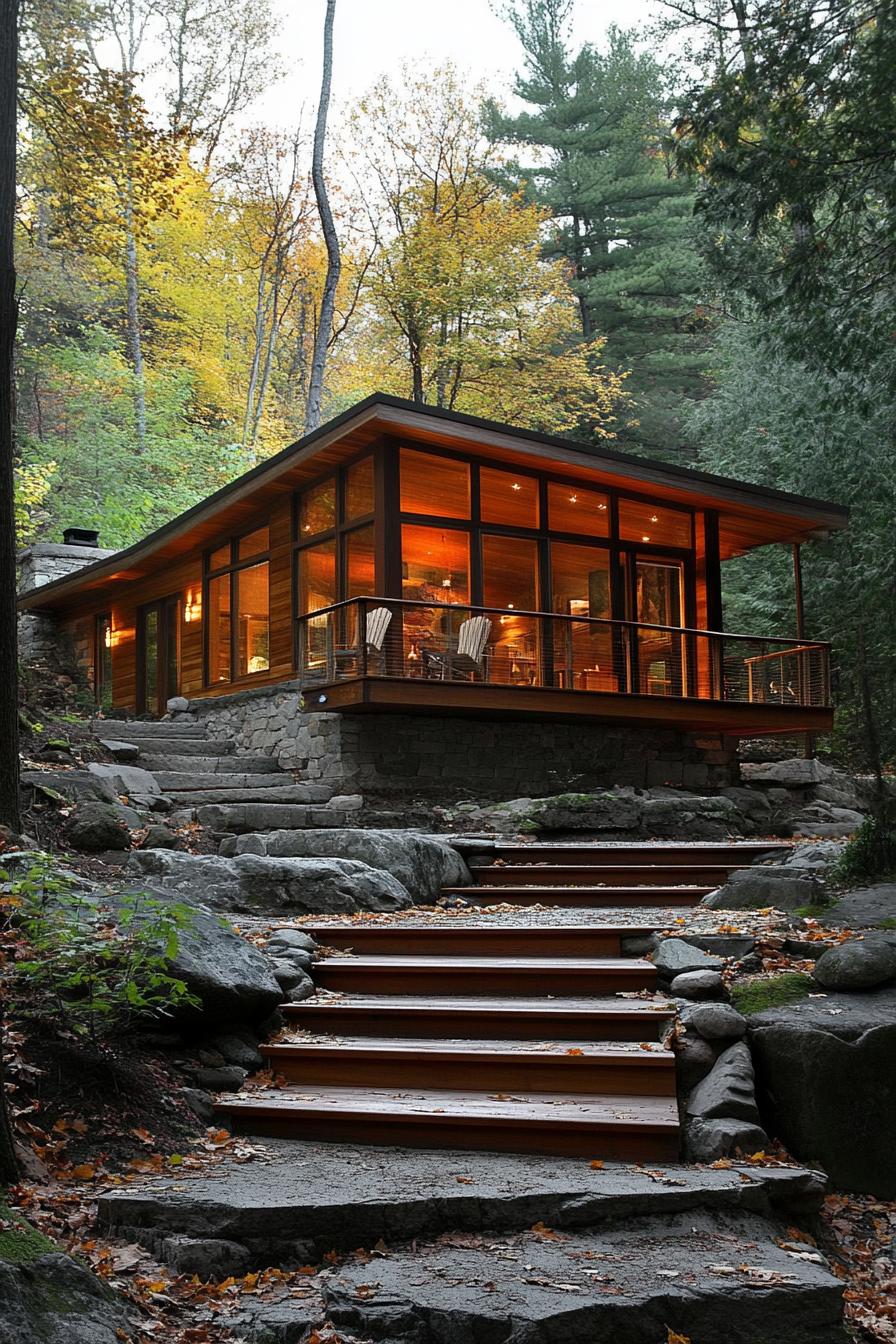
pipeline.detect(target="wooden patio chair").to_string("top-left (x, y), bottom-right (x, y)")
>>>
top-left (328, 605), bottom-right (393, 680)
top-left (363, 606), bottom-right (392, 672)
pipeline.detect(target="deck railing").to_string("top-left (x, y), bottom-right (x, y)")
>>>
top-left (295, 597), bottom-right (832, 708)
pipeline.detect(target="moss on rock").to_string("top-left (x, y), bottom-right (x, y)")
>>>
top-left (731, 973), bottom-right (815, 1016)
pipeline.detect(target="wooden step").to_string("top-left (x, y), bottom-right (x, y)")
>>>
top-left (285, 995), bottom-right (674, 1041)
top-left (301, 923), bottom-right (655, 956)
top-left (314, 955), bottom-right (656, 996)
top-left (444, 885), bottom-right (709, 908)
top-left (262, 1037), bottom-right (676, 1096)
top-left (217, 1085), bottom-right (681, 1160)
top-left (489, 843), bottom-right (788, 865)
top-left (470, 864), bottom-right (744, 887)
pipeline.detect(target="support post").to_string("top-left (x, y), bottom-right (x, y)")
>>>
top-left (792, 543), bottom-right (814, 757)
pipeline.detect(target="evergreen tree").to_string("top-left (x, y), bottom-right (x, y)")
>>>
top-left (488, 4), bottom-right (709, 460)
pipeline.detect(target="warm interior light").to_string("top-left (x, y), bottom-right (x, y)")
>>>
top-left (507, 603), bottom-right (515, 609)
top-left (598, 503), bottom-right (607, 511)
top-left (442, 576), bottom-right (452, 587)
top-left (184, 590), bottom-right (202, 623)
top-left (512, 482), bottom-right (522, 491)
top-left (642, 534), bottom-right (651, 542)
top-left (569, 494), bottom-right (578, 503)
top-left (103, 625), bottom-right (112, 649)
top-left (650, 514), bottom-right (659, 523)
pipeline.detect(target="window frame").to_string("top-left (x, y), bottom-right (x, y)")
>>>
top-left (202, 518), bottom-right (272, 688)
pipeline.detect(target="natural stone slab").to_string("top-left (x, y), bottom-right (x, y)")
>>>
top-left (824, 883), bottom-right (896, 928)
top-left (324, 1212), bottom-right (846, 1344)
top-left (682, 1002), bottom-right (747, 1041)
top-left (653, 937), bottom-right (724, 978)
top-left (671, 969), bottom-right (724, 1000)
top-left (685, 1117), bottom-right (770, 1163)
top-left (97, 1139), bottom-right (828, 1263)
top-left (741, 758), bottom-right (836, 787)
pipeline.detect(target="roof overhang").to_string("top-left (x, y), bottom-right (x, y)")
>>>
top-left (18, 394), bottom-right (849, 614)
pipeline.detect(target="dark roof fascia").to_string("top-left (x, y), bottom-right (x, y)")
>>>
top-left (18, 393), bottom-right (849, 612)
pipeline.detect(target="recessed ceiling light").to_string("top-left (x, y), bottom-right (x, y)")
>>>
top-left (598, 503), bottom-right (607, 511)
top-left (650, 514), bottom-right (659, 523)
top-left (642, 534), bottom-right (650, 541)
top-left (512, 482), bottom-right (522, 491)
top-left (569, 494), bottom-right (578, 503)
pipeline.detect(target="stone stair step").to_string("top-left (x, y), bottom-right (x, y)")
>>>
top-left (152, 772), bottom-right (290, 790)
top-left (262, 1037), bottom-right (676, 1095)
top-left (196, 801), bottom-right (343, 832)
top-left (301, 922), bottom-right (656, 956)
top-left (444, 885), bottom-right (710, 907)
top-left (133, 738), bottom-right (234, 757)
top-left (285, 994), bottom-right (674, 1041)
top-left (163, 784), bottom-right (330, 806)
top-left (95, 1137), bottom-right (828, 1263)
top-left (218, 1084), bottom-right (681, 1160)
top-left (139, 755), bottom-right (284, 774)
top-left (313, 954), bottom-right (657, 996)
top-left (91, 719), bottom-right (206, 738)
top-left (322, 1211), bottom-right (845, 1344)
top-left (471, 863), bottom-right (749, 886)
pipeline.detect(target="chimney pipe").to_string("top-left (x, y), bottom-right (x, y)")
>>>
top-left (62, 527), bottom-right (100, 548)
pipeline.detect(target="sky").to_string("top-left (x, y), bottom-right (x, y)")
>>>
top-left (257, 0), bottom-right (657, 128)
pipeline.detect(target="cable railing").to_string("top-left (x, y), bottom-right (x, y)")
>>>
top-left (295, 597), bottom-right (832, 708)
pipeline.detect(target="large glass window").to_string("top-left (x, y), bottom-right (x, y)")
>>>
top-left (346, 457), bottom-right (374, 521)
top-left (480, 467), bottom-right (539, 528)
top-left (205, 525), bottom-right (269, 685)
top-left (346, 525), bottom-right (376, 599)
top-left (300, 478), bottom-right (337, 537)
top-left (401, 524), bottom-right (470, 603)
top-left (548, 482), bottom-right (610, 537)
top-left (236, 563), bottom-right (270, 676)
top-left (207, 574), bottom-right (231, 683)
top-left (550, 542), bottom-right (615, 692)
top-left (298, 539), bottom-right (337, 613)
top-left (550, 542), bottom-right (611, 618)
top-left (619, 498), bottom-right (691, 549)
top-left (482, 535), bottom-right (540, 686)
top-left (95, 613), bottom-right (113, 709)
top-left (400, 447), bottom-right (470, 518)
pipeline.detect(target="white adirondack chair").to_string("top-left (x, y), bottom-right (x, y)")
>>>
top-left (363, 606), bottom-right (392, 670)
top-left (450, 614), bottom-right (492, 679)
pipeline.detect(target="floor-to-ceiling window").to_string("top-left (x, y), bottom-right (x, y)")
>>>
top-left (204, 525), bottom-right (270, 686)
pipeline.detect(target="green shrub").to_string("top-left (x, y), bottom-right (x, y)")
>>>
top-left (730, 972), bottom-right (814, 1015)
top-left (1, 854), bottom-right (199, 1042)
top-left (833, 811), bottom-right (896, 886)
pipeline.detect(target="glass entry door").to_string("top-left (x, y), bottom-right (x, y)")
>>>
top-left (632, 558), bottom-right (686, 696)
top-left (138, 595), bottom-right (180, 715)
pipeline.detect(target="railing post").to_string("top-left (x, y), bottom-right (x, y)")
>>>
top-left (565, 619), bottom-right (574, 691)
top-left (297, 617), bottom-right (306, 686)
top-left (358, 599), bottom-right (368, 679)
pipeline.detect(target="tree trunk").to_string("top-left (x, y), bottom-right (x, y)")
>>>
top-left (304, 0), bottom-right (340, 434)
top-left (0, 0), bottom-right (21, 1188)
top-left (0, 0), bottom-right (20, 838)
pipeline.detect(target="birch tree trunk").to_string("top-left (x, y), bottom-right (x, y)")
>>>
top-left (305, 0), bottom-right (340, 433)
top-left (0, 0), bottom-right (21, 1188)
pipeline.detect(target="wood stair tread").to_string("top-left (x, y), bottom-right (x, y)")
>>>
top-left (220, 1084), bottom-right (679, 1130)
top-left (287, 993), bottom-right (672, 1014)
top-left (317, 955), bottom-right (652, 970)
top-left (264, 1037), bottom-right (674, 1061)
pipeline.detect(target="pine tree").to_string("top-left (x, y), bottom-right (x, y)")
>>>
top-left (488, 5), bottom-right (708, 460)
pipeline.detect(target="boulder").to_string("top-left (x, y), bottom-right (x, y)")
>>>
top-left (210, 1033), bottom-right (264, 1071)
top-left (129, 849), bottom-right (412, 914)
top-left (702, 865), bottom-right (821, 911)
top-left (686, 1041), bottom-right (762, 1125)
top-left (266, 928), bottom-right (320, 954)
top-left (685, 1117), bottom-right (770, 1163)
top-left (65, 801), bottom-right (131, 852)
top-left (812, 933), bottom-right (896, 991)
top-left (674, 1034), bottom-right (717, 1091)
top-left (824, 883), bottom-right (896, 928)
top-left (782, 840), bottom-right (847, 872)
top-left (682, 1002), bottom-right (747, 1041)
top-left (235, 828), bottom-right (470, 901)
top-left (671, 969), bottom-right (724, 1000)
top-left (140, 824), bottom-right (181, 850)
top-left (0, 1250), bottom-right (133, 1344)
top-left (641, 792), bottom-right (746, 839)
top-left (125, 886), bottom-right (283, 1026)
top-left (166, 696), bottom-right (191, 714)
top-left (159, 1236), bottom-right (251, 1279)
top-left (194, 1064), bottom-right (247, 1091)
top-left (750, 1003), bottom-right (896, 1195)
top-left (440, 790), bottom-right (643, 835)
top-left (96, 739), bottom-right (141, 762)
top-left (653, 938), bottom-right (724, 979)
top-left (740, 758), bottom-right (835, 787)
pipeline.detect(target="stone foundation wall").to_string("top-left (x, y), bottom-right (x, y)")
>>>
top-left (180, 682), bottom-right (738, 798)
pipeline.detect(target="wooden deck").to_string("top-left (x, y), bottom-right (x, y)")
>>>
top-left (311, 673), bottom-right (835, 735)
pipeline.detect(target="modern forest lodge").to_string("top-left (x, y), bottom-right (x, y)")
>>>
top-left (18, 395), bottom-right (847, 738)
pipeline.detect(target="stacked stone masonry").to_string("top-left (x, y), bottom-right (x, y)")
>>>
top-left (179, 683), bottom-right (738, 798)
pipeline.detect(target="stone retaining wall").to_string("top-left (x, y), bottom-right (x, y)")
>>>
top-left (178, 683), bottom-right (738, 798)
top-left (17, 541), bottom-right (117, 666)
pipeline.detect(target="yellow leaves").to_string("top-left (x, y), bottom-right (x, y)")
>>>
top-left (589, 1160), bottom-right (605, 1170)
top-left (667, 1331), bottom-right (692, 1344)
top-left (70, 1163), bottom-right (96, 1180)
